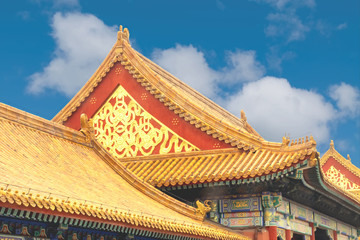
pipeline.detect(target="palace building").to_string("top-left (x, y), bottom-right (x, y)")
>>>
top-left (1, 26), bottom-right (359, 240)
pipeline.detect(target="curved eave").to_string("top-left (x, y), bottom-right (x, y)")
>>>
top-left (303, 164), bottom-right (360, 210)
top-left (122, 146), bottom-right (318, 188)
top-left (0, 190), bottom-right (247, 240)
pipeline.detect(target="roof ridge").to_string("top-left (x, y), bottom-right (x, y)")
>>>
top-left (0, 102), bottom-right (88, 146)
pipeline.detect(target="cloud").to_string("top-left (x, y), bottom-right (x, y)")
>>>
top-left (27, 12), bottom-right (117, 97)
top-left (336, 23), bottom-right (347, 30)
top-left (266, 12), bottom-right (310, 42)
top-left (255, 0), bottom-right (315, 42)
top-left (266, 46), bottom-right (295, 72)
top-left (330, 82), bottom-right (360, 117)
top-left (152, 45), bottom-right (219, 98)
top-left (220, 50), bottom-right (265, 85)
top-left (226, 77), bottom-right (336, 143)
top-left (152, 45), bottom-right (345, 144)
top-left (152, 45), bottom-right (266, 99)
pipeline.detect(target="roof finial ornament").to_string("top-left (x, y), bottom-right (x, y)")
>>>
top-left (347, 154), bottom-right (351, 162)
top-left (117, 25), bottom-right (130, 45)
top-left (80, 113), bottom-right (94, 143)
top-left (330, 140), bottom-right (334, 149)
top-left (240, 109), bottom-right (247, 122)
top-left (281, 136), bottom-right (290, 147)
top-left (195, 200), bottom-right (212, 221)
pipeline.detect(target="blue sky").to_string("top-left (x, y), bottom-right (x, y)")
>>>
top-left (1, 0), bottom-right (359, 167)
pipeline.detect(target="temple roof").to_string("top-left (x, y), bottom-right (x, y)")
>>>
top-left (320, 140), bottom-right (360, 204)
top-left (50, 26), bottom-right (320, 186)
top-left (52, 26), bottom-right (283, 153)
top-left (0, 102), bottom-right (248, 240)
top-left (121, 141), bottom-right (318, 187)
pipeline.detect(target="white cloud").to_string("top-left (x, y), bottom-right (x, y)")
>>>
top-left (152, 46), bottom-right (266, 99)
top-left (152, 45), bottom-right (342, 144)
top-left (330, 82), bottom-right (360, 117)
top-left (220, 50), bottom-right (265, 85)
top-left (266, 13), bottom-right (310, 42)
top-left (266, 46), bottom-right (295, 72)
top-left (226, 77), bottom-right (336, 143)
top-left (27, 12), bottom-right (117, 97)
top-left (152, 45), bottom-right (219, 98)
top-left (255, 0), bottom-right (315, 42)
top-left (336, 23), bottom-right (347, 30)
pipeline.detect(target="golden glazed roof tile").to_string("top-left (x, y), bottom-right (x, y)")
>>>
top-left (121, 144), bottom-right (318, 188)
top-left (0, 102), bottom-right (248, 240)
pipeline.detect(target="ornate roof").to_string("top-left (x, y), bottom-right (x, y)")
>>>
top-left (121, 140), bottom-right (318, 187)
top-left (51, 26), bottom-right (319, 185)
top-left (52, 26), bottom-right (276, 152)
top-left (320, 140), bottom-right (360, 204)
top-left (0, 102), bottom-right (248, 240)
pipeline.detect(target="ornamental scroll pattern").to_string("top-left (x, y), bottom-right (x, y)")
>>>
top-left (325, 166), bottom-right (360, 197)
top-left (92, 86), bottom-right (198, 157)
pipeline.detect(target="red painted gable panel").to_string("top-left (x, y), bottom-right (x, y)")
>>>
top-left (64, 62), bottom-right (233, 151)
top-left (322, 157), bottom-right (360, 186)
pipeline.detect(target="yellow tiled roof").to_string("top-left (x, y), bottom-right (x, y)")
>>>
top-left (122, 145), bottom-right (318, 188)
top-left (320, 140), bottom-right (360, 204)
top-left (53, 26), bottom-right (284, 153)
top-left (0, 103), bottom-right (248, 240)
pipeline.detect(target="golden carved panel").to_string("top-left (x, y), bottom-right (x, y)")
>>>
top-left (325, 166), bottom-right (360, 193)
top-left (92, 85), bottom-right (198, 157)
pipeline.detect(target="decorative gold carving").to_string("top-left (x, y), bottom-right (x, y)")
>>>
top-left (282, 136), bottom-right (290, 147)
top-left (92, 86), bottom-right (198, 158)
top-left (117, 25), bottom-right (130, 44)
top-left (240, 109), bottom-right (247, 122)
top-left (80, 113), bottom-right (94, 143)
top-left (195, 200), bottom-right (212, 220)
top-left (277, 228), bottom-right (286, 240)
top-left (325, 166), bottom-right (360, 194)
